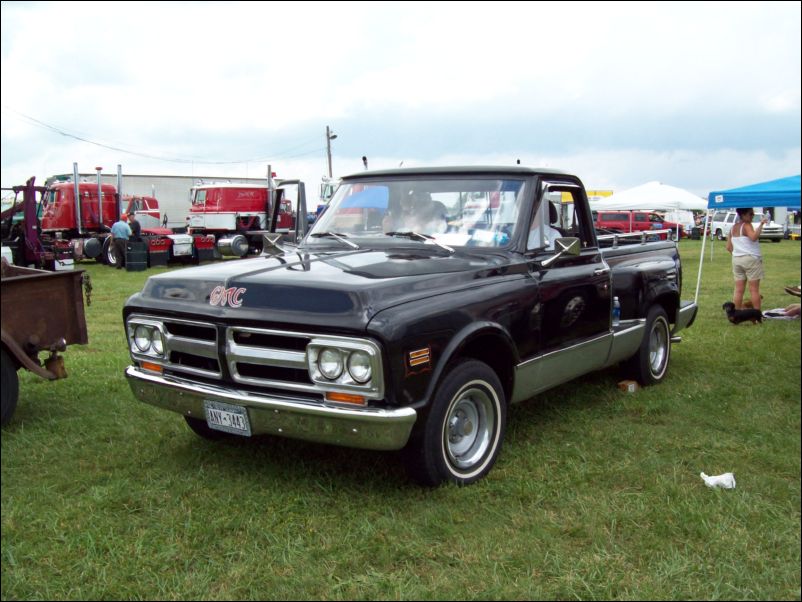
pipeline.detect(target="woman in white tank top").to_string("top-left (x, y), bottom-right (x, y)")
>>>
top-left (726, 207), bottom-right (768, 310)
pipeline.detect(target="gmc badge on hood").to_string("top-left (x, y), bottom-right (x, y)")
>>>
top-left (209, 286), bottom-right (246, 308)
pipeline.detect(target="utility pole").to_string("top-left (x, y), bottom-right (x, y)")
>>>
top-left (326, 126), bottom-right (337, 178)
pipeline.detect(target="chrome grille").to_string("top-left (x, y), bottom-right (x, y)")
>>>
top-left (227, 327), bottom-right (316, 392)
top-left (129, 315), bottom-right (221, 379)
top-left (128, 316), bottom-right (383, 400)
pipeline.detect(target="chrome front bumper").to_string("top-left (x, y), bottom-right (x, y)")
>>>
top-left (125, 366), bottom-right (417, 451)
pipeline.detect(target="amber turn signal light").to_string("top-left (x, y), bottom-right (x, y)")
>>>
top-left (325, 392), bottom-right (367, 406)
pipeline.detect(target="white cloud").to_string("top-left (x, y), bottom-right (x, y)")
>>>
top-left (2, 0), bottom-right (800, 200)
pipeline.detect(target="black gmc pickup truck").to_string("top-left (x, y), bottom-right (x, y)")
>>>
top-left (123, 166), bottom-right (697, 485)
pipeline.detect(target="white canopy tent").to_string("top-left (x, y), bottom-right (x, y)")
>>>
top-left (589, 181), bottom-right (708, 211)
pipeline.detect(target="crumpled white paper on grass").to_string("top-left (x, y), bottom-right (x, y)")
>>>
top-left (700, 472), bottom-right (736, 489)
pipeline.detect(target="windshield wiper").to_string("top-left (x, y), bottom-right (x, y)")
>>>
top-left (309, 231), bottom-right (359, 249)
top-left (385, 231), bottom-right (454, 253)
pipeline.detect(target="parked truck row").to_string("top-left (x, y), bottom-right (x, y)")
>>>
top-left (1, 165), bottom-right (310, 270)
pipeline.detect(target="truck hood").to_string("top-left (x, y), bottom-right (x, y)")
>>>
top-left (128, 248), bottom-right (522, 331)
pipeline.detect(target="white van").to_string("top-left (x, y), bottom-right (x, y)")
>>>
top-left (662, 210), bottom-right (695, 236)
top-left (710, 210), bottom-right (738, 240)
top-left (710, 210), bottom-right (784, 242)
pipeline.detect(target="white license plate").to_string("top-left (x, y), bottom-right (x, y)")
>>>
top-left (173, 245), bottom-right (192, 256)
top-left (204, 400), bottom-right (251, 436)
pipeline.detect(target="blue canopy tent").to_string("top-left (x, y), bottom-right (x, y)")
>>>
top-left (340, 186), bottom-right (388, 209)
top-left (695, 175), bottom-right (801, 302)
top-left (707, 175), bottom-right (801, 209)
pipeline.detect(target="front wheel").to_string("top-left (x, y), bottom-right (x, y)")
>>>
top-left (403, 359), bottom-right (506, 486)
top-left (624, 305), bottom-right (671, 386)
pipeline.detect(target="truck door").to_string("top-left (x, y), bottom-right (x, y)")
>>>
top-left (516, 181), bottom-right (612, 399)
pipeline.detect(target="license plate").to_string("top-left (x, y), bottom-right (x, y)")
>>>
top-left (204, 400), bottom-right (251, 436)
top-left (173, 244), bottom-right (192, 256)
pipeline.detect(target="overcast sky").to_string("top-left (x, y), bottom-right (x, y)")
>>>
top-left (1, 1), bottom-right (800, 199)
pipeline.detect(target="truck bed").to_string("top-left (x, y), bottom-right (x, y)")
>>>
top-left (1, 261), bottom-right (88, 371)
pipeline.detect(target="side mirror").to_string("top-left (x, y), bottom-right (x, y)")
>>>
top-left (541, 237), bottom-right (580, 268)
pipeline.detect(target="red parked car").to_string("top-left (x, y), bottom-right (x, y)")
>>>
top-left (592, 210), bottom-right (684, 240)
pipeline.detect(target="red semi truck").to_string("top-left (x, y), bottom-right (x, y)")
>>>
top-left (37, 177), bottom-right (193, 268)
top-left (187, 180), bottom-right (301, 256)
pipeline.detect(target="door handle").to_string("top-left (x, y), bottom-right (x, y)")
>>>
top-left (594, 268), bottom-right (611, 276)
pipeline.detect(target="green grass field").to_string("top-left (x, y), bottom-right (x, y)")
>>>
top-left (2, 239), bottom-right (800, 600)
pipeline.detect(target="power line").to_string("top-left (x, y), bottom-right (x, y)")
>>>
top-left (2, 106), bottom-right (326, 165)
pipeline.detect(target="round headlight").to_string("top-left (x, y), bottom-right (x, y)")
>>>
top-left (318, 348), bottom-right (343, 380)
top-left (134, 325), bottom-right (151, 352)
top-left (151, 329), bottom-right (164, 355)
top-left (347, 350), bottom-right (372, 383)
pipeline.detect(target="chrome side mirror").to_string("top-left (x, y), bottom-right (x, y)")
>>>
top-left (541, 237), bottom-right (580, 268)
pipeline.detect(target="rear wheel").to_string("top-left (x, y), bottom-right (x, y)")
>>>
top-left (1, 348), bottom-right (20, 426)
top-left (102, 237), bottom-right (120, 267)
top-left (404, 359), bottom-right (506, 486)
top-left (625, 305), bottom-right (671, 386)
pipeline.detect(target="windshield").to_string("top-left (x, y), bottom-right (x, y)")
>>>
top-left (305, 177), bottom-right (526, 249)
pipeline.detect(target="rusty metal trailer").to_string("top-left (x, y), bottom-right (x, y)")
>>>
top-left (1, 260), bottom-right (88, 425)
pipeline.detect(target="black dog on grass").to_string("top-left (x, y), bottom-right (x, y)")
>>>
top-left (722, 301), bottom-right (763, 325)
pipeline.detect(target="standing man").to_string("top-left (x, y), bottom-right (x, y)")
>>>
top-left (129, 211), bottom-right (142, 242)
top-left (111, 213), bottom-right (132, 269)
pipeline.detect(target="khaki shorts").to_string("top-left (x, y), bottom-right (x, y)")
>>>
top-left (732, 254), bottom-right (764, 281)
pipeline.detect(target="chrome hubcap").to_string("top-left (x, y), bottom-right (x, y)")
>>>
top-left (649, 318), bottom-right (669, 376)
top-left (444, 386), bottom-right (495, 470)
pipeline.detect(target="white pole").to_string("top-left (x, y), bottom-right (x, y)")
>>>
top-left (694, 209), bottom-right (712, 303)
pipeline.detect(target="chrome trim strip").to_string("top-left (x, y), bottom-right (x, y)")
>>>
top-left (228, 342), bottom-right (307, 369)
top-left (604, 319), bottom-right (646, 366)
top-left (512, 333), bottom-right (613, 403)
top-left (673, 301), bottom-right (698, 334)
top-left (125, 366), bottom-right (416, 451)
top-left (168, 336), bottom-right (218, 359)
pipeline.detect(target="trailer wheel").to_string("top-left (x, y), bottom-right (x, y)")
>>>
top-left (403, 359), bottom-right (506, 486)
top-left (1, 348), bottom-right (20, 427)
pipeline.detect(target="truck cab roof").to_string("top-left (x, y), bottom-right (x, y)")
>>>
top-left (342, 165), bottom-right (570, 180)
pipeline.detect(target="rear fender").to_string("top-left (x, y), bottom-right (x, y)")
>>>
top-left (613, 257), bottom-right (680, 322)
